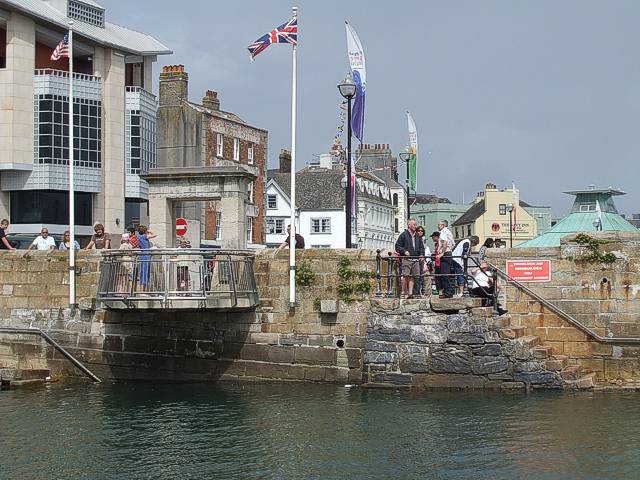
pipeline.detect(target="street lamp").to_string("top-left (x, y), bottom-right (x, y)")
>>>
top-left (506, 203), bottom-right (514, 248)
top-left (338, 73), bottom-right (356, 248)
top-left (398, 146), bottom-right (412, 220)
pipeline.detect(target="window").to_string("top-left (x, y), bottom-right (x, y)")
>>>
top-left (68, 0), bottom-right (105, 28)
top-left (233, 138), bottom-right (240, 161)
top-left (450, 214), bottom-right (457, 221)
top-left (35, 94), bottom-right (101, 168)
top-left (499, 204), bottom-right (507, 215)
top-left (580, 204), bottom-right (596, 212)
top-left (311, 218), bottom-right (331, 234)
top-left (393, 193), bottom-right (398, 206)
top-left (10, 191), bottom-right (92, 226)
top-left (419, 215), bottom-right (426, 226)
top-left (215, 212), bottom-right (222, 240)
top-left (266, 218), bottom-right (285, 234)
top-left (395, 218), bottom-right (399, 233)
top-left (267, 194), bottom-right (277, 209)
top-left (216, 133), bottom-right (223, 157)
top-left (467, 225), bottom-right (472, 236)
top-left (455, 227), bottom-right (460, 238)
top-left (246, 216), bottom-right (253, 243)
top-left (0, 26), bottom-right (5, 69)
top-left (126, 107), bottom-right (156, 175)
top-left (248, 143), bottom-right (254, 164)
top-left (247, 181), bottom-right (254, 204)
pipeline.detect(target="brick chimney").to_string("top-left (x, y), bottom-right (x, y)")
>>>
top-left (279, 149), bottom-right (291, 173)
top-left (159, 65), bottom-right (188, 107)
top-left (202, 90), bottom-right (220, 111)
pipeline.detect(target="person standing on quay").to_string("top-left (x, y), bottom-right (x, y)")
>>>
top-left (395, 218), bottom-right (425, 298)
top-left (430, 231), bottom-right (441, 295)
top-left (85, 223), bottom-right (111, 250)
top-left (0, 219), bottom-right (15, 251)
top-left (436, 219), bottom-right (455, 298)
top-left (28, 227), bottom-right (56, 251)
top-left (278, 224), bottom-right (305, 250)
top-left (58, 230), bottom-right (80, 251)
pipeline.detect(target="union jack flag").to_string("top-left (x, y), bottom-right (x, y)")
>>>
top-left (51, 34), bottom-right (69, 61)
top-left (247, 17), bottom-right (297, 60)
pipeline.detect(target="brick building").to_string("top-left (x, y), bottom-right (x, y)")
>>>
top-left (157, 65), bottom-right (267, 247)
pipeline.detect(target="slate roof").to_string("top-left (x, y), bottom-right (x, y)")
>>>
top-left (270, 169), bottom-right (345, 210)
top-left (452, 200), bottom-right (485, 226)
top-left (269, 167), bottom-right (393, 210)
top-left (452, 200), bottom-right (532, 226)
top-left (412, 193), bottom-right (451, 205)
top-left (518, 212), bottom-right (638, 247)
top-left (1, 0), bottom-right (172, 55)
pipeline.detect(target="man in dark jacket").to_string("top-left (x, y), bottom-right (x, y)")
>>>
top-left (395, 218), bottom-right (425, 298)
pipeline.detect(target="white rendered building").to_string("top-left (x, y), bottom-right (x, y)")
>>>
top-left (0, 0), bottom-right (171, 239)
top-left (266, 154), bottom-right (395, 250)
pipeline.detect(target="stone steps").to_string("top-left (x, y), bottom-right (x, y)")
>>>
top-left (560, 365), bottom-right (591, 381)
top-left (544, 355), bottom-right (569, 371)
top-left (515, 335), bottom-right (540, 349)
top-left (532, 345), bottom-right (553, 359)
top-left (499, 326), bottom-right (526, 339)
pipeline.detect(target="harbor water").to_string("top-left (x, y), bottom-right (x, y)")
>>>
top-left (1, 382), bottom-right (639, 479)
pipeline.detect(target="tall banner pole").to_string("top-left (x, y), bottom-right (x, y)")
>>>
top-left (289, 6), bottom-right (298, 308)
top-left (68, 22), bottom-right (76, 310)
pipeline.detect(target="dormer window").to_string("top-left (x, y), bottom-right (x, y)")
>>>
top-left (68, 0), bottom-right (105, 28)
top-left (579, 204), bottom-right (596, 212)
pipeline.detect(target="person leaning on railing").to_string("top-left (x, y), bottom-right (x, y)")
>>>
top-left (452, 235), bottom-right (480, 297)
top-left (394, 218), bottom-right (425, 299)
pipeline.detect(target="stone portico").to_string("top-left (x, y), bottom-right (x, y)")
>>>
top-left (144, 166), bottom-right (256, 248)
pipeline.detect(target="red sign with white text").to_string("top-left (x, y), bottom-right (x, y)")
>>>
top-left (506, 260), bottom-right (551, 282)
top-left (176, 217), bottom-right (188, 237)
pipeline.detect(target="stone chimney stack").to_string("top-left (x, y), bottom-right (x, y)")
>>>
top-left (279, 149), bottom-right (291, 173)
top-left (202, 90), bottom-right (220, 111)
top-left (159, 65), bottom-right (188, 107)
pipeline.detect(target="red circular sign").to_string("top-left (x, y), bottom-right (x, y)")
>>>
top-left (176, 217), bottom-right (188, 236)
top-left (491, 223), bottom-right (501, 232)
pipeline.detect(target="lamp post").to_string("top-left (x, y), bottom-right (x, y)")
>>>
top-left (338, 73), bottom-right (356, 248)
top-left (398, 147), bottom-right (412, 220)
top-left (507, 203), bottom-right (514, 248)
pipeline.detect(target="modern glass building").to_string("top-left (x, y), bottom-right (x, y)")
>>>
top-left (0, 0), bottom-right (171, 238)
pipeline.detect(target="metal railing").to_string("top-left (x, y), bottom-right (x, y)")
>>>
top-left (491, 264), bottom-right (640, 345)
top-left (97, 249), bottom-right (258, 310)
top-left (374, 249), bottom-right (499, 310)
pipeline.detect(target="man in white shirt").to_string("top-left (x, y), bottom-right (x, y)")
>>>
top-left (28, 228), bottom-right (56, 251)
top-left (452, 235), bottom-right (480, 296)
top-left (436, 219), bottom-right (456, 298)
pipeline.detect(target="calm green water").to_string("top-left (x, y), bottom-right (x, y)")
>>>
top-left (1, 382), bottom-right (639, 480)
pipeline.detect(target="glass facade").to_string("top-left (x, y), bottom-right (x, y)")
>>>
top-left (126, 108), bottom-right (156, 175)
top-left (35, 94), bottom-right (102, 168)
top-left (10, 190), bottom-right (92, 225)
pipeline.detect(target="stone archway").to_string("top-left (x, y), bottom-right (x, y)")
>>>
top-left (144, 166), bottom-right (256, 249)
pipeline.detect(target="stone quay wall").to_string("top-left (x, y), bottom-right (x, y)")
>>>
top-left (487, 231), bottom-right (640, 384)
top-left (3, 235), bottom-right (640, 388)
top-left (0, 249), bottom-right (374, 384)
top-left (363, 298), bottom-right (562, 390)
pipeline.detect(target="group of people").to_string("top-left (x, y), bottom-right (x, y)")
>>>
top-left (394, 219), bottom-right (505, 312)
top-left (0, 219), bottom-right (156, 252)
top-left (395, 218), bottom-right (479, 299)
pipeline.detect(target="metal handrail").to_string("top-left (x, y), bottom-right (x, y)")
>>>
top-left (375, 249), bottom-right (498, 310)
top-left (97, 249), bottom-right (257, 308)
top-left (0, 327), bottom-right (101, 382)
top-left (490, 263), bottom-right (640, 345)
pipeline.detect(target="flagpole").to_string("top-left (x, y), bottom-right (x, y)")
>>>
top-left (68, 21), bottom-right (76, 311)
top-left (288, 6), bottom-right (298, 308)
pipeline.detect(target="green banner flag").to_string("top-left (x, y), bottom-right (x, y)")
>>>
top-left (407, 111), bottom-right (418, 191)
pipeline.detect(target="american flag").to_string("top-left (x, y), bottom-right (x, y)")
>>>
top-left (50, 34), bottom-right (69, 61)
top-left (247, 17), bottom-right (297, 60)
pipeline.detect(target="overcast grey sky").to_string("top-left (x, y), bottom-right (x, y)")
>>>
top-left (102, 0), bottom-right (640, 217)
